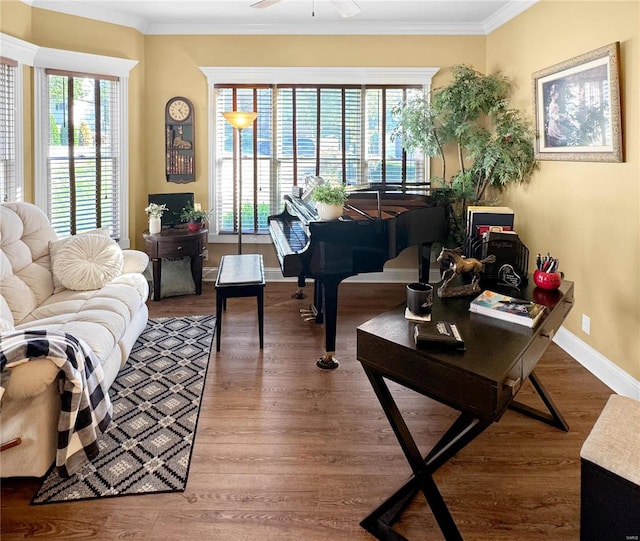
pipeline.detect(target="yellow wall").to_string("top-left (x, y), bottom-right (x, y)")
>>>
top-left (487, 0), bottom-right (640, 380)
top-left (142, 34), bottom-right (484, 264)
top-left (0, 0), bottom-right (31, 41)
top-left (1, 3), bottom-right (147, 239)
top-left (2, 1), bottom-right (638, 380)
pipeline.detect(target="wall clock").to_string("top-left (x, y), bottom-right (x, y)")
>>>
top-left (165, 96), bottom-right (195, 183)
top-left (168, 97), bottom-right (192, 122)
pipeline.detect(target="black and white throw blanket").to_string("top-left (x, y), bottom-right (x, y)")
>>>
top-left (0, 329), bottom-right (112, 477)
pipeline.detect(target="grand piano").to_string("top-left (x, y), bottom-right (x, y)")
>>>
top-left (268, 183), bottom-right (450, 370)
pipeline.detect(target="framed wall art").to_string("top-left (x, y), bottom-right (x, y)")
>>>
top-left (533, 42), bottom-right (623, 162)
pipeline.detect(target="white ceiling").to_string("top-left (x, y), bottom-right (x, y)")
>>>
top-left (23, 0), bottom-right (538, 35)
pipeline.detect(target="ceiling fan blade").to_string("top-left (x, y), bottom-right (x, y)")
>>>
top-left (250, 0), bottom-right (283, 9)
top-left (330, 0), bottom-right (361, 18)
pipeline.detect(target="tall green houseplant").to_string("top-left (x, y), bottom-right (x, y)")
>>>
top-left (392, 65), bottom-right (536, 244)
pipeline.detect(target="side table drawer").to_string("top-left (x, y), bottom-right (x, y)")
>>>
top-left (157, 240), bottom-right (200, 258)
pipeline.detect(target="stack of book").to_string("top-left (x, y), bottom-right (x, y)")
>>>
top-left (466, 206), bottom-right (515, 237)
top-left (463, 206), bottom-right (529, 283)
top-left (469, 289), bottom-right (546, 328)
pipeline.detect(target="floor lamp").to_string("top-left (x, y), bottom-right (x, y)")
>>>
top-left (223, 111), bottom-right (258, 254)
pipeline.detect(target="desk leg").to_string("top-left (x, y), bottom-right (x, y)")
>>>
top-left (362, 369), bottom-right (467, 541)
top-left (151, 258), bottom-right (162, 302)
top-left (425, 413), bottom-right (490, 473)
top-left (510, 370), bottom-right (569, 431)
top-left (191, 255), bottom-right (204, 295)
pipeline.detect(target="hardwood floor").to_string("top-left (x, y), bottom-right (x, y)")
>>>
top-left (1, 281), bottom-right (612, 540)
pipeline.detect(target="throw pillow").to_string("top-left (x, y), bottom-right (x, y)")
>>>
top-left (144, 257), bottom-right (196, 300)
top-left (53, 234), bottom-right (124, 291)
top-left (49, 228), bottom-right (110, 293)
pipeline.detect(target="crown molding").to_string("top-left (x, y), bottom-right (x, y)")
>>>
top-left (483, 0), bottom-right (539, 34)
top-left (148, 21), bottom-right (486, 36)
top-left (22, 0), bottom-right (536, 36)
top-left (0, 33), bottom-right (39, 65)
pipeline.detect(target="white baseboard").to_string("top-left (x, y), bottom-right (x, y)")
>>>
top-left (553, 327), bottom-right (640, 400)
top-left (203, 265), bottom-right (639, 398)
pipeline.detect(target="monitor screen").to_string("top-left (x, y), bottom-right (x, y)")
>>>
top-left (148, 192), bottom-right (194, 228)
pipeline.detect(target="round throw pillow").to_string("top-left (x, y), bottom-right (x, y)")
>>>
top-left (53, 233), bottom-right (124, 291)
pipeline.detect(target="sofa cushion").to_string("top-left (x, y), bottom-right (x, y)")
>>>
top-left (52, 234), bottom-right (123, 291)
top-left (17, 277), bottom-right (148, 361)
top-left (122, 250), bottom-right (150, 275)
top-left (49, 228), bottom-right (110, 293)
top-left (0, 204), bottom-right (57, 324)
top-left (0, 318), bottom-right (15, 332)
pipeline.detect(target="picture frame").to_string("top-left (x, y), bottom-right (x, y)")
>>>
top-left (533, 42), bottom-right (623, 162)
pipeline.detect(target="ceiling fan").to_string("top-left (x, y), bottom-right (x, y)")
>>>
top-left (250, 0), bottom-right (362, 18)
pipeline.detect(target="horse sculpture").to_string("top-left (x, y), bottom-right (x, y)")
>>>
top-left (436, 247), bottom-right (496, 292)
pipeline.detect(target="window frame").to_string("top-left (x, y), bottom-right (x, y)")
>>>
top-left (34, 47), bottom-right (137, 247)
top-left (200, 67), bottom-right (439, 244)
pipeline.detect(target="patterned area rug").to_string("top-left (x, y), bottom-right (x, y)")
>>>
top-left (32, 315), bottom-right (215, 504)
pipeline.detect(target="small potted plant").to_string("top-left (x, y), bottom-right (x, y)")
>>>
top-left (310, 181), bottom-right (348, 220)
top-left (144, 203), bottom-right (168, 234)
top-left (180, 204), bottom-right (210, 232)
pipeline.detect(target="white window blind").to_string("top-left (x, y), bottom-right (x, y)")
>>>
top-left (0, 57), bottom-right (18, 203)
top-left (214, 84), bottom-right (424, 235)
top-left (215, 86), bottom-right (273, 236)
top-left (45, 70), bottom-right (120, 238)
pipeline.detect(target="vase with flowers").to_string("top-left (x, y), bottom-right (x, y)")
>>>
top-left (145, 203), bottom-right (168, 234)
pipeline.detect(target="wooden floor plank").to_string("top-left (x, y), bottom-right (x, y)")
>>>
top-left (1, 281), bottom-right (612, 540)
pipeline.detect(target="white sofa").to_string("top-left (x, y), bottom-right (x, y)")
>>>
top-left (0, 202), bottom-right (149, 477)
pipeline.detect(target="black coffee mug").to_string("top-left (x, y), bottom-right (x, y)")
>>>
top-left (406, 282), bottom-right (433, 316)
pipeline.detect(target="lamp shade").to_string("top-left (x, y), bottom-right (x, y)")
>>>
top-left (223, 111), bottom-right (258, 130)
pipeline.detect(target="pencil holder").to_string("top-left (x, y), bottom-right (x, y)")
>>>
top-left (533, 270), bottom-right (562, 290)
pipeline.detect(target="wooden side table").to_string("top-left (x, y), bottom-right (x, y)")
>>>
top-left (143, 227), bottom-right (207, 301)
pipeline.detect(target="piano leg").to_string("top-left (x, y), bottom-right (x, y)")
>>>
top-left (292, 275), bottom-right (307, 299)
top-left (315, 278), bottom-right (340, 371)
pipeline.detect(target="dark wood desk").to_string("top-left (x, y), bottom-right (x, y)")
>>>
top-left (357, 279), bottom-right (574, 541)
top-left (143, 227), bottom-right (207, 301)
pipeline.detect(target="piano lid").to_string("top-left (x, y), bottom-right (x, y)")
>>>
top-left (283, 183), bottom-right (452, 223)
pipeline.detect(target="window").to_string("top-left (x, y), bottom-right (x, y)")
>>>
top-left (203, 68), bottom-right (438, 239)
top-left (34, 48), bottom-right (137, 246)
top-left (0, 57), bottom-right (19, 202)
top-left (43, 70), bottom-right (121, 237)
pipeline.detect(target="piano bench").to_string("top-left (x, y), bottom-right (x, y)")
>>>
top-left (215, 254), bottom-right (265, 352)
top-left (580, 394), bottom-right (640, 541)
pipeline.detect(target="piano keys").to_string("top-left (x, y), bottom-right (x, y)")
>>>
top-left (268, 183), bottom-right (451, 370)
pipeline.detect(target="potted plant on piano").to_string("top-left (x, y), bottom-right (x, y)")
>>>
top-left (310, 181), bottom-right (348, 221)
top-left (180, 204), bottom-right (210, 232)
